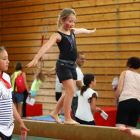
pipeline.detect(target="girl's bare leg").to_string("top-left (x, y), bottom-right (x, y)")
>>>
top-left (51, 79), bottom-right (79, 125)
top-left (50, 94), bottom-right (65, 123)
top-left (62, 79), bottom-right (79, 125)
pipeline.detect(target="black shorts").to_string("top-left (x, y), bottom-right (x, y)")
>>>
top-left (56, 59), bottom-right (77, 83)
top-left (0, 132), bottom-right (12, 140)
top-left (75, 117), bottom-right (96, 125)
top-left (55, 92), bottom-right (62, 101)
top-left (116, 98), bottom-right (140, 127)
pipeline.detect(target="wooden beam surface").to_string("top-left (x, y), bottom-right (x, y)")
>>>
top-left (13, 120), bottom-right (139, 140)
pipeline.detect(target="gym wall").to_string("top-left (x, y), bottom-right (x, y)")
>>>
top-left (0, 0), bottom-right (140, 115)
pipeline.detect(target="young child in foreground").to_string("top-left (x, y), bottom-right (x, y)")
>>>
top-left (0, 46), bottom-right (29, 140)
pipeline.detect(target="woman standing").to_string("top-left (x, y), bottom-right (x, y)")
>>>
top-left (116, 57), bottom-right (140, 128)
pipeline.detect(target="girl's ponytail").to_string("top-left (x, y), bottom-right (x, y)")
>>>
top-left (80, 73), bottom-right (95, 96)
top-left (81, 85), bottom-right (88, 96)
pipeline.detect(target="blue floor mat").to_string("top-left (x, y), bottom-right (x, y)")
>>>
top-left (23, 115), bottom-right (65, 122)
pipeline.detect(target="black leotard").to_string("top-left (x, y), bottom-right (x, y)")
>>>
top-left (56, 31), bottom-right (77, 61)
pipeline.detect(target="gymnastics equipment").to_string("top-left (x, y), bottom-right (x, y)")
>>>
top-left (13, 119), bottom-right (139, 140)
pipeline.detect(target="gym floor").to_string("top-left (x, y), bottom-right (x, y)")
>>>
top-left (12, 134), bottom-right (57, 140)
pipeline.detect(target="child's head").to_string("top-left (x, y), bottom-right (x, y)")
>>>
top-left (39, 73), bottom-right (46, 82)
top-left (126, 57), bottom-right (140, 69)
top-left (83, 73), bottom-right (96, 87)
top-left (34, 72), bottom-right (46, 82)
top-left (0, 46), bottom-right (9, 72)
top-left (81, 73), bottom-right (96, 95)
top-left (57, 8), bottom-right (77, 29)
top-left (14, 61), bottom-right (23, 71)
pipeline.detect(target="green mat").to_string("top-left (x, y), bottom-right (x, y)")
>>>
top-left (136, 123), bottom-right (140, 129)
top-left (12, 134), bottom-right (57, 140)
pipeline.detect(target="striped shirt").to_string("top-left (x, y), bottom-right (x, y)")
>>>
top-left (119, 70), bottom-right (140, 102)
top-left (0, 72), bottom-right (14, 136)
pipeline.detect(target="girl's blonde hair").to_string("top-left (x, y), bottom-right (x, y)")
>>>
top-left (0, 46), bottom-right (6, 52)
top-left (57, 8), bottom-right (76, 29)
top-left (39, 73), bottom-right (46, 82)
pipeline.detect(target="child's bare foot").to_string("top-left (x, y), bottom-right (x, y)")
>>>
top-left (50, 111), bottom-right (62, 124)
top-left (64, 118), bottom-right (80, 125)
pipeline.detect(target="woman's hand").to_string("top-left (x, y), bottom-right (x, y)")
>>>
top-left (27, 57), bottom-right (39, 68)
top-left (20, 125), bottom-right (30, 140)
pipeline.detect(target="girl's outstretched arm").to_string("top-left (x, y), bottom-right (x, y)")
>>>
top-left (27, 33), bottom-right (60, 68)
top-left (73, 28), bottom-right (96, 35)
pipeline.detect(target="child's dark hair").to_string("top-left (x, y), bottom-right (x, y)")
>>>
top-left (81, 73), bottom-right (95, 96)
top-left (126, 57), bottom-right (140, 69)
top-left (0, 46), bottom-right (6, 52)
top-left (14, 61), bottom-right (23, 71)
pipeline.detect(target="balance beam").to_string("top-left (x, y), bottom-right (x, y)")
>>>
top-left (13, 120), bottom-right (139, 140)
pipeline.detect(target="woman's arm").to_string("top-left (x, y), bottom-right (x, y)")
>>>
top-left (27, 33), bottom-right (60, 68)
top-left (73, 28), bottom-right (96, 35)
top-left (45, 66), bottom-right (56, 77)
top-left (42, 66), bottom-right (56, 74)
top-left (48, 66), bottom-right (56, 73)
top-left (116, 71), bottom-right (126, 104)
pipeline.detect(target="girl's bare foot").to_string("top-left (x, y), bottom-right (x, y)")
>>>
top-left (64, 118), bottom-right (80, 125)
top-left (50, 111), bottom-right (62, 124)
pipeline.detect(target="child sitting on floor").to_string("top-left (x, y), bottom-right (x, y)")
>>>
top-left (30, 67), bottom-right (46, 97)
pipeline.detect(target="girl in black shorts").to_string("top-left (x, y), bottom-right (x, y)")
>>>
top-left (27, 8), bottom-right (96, 125)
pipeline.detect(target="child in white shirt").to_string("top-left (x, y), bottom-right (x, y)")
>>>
top-left (75, 73), bottom-right (102, 125)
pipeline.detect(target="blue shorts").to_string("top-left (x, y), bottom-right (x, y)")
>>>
top-left (30, 90), bottom-right (37, 97)
top-left (12, 91), bottom-right (24, 103)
